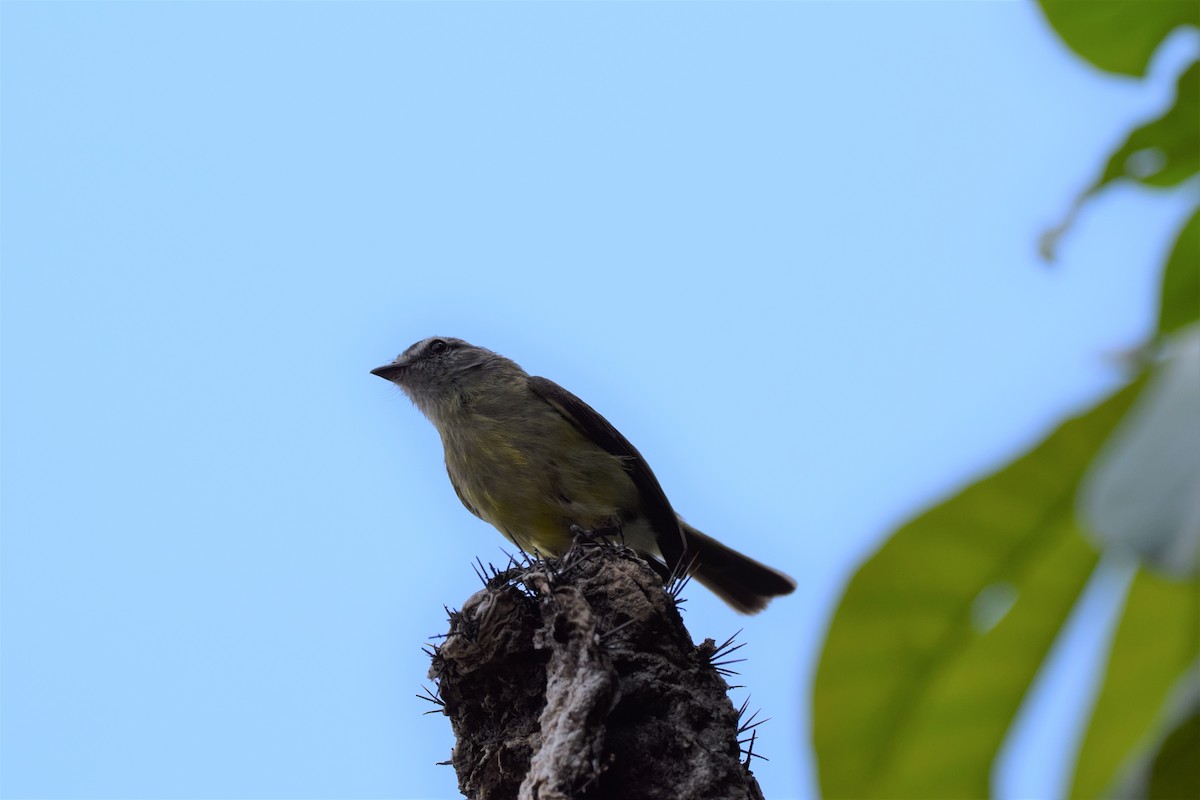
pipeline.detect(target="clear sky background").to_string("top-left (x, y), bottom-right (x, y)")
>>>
top-left (2, 3), bottom-right (1196, 799)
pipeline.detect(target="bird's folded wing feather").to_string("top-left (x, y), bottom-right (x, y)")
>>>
top-left (527, 375), bottom-right (687, 566)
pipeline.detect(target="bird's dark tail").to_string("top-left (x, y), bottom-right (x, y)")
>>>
top-left (680, 522), bottom-right (796, 614)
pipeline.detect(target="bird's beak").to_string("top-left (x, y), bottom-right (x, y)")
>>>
top-left (371, 360), bottom-right (408, 381)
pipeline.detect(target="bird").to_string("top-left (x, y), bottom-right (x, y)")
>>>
top-left (371, 336), bottom-right (795, 614)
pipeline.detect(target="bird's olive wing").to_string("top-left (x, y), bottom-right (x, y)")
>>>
top-left (447, 468), bottom-right (482, 519)
top-left (527, 375), bottom-right (686, 567)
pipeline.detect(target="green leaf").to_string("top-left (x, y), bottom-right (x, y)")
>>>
top-left (883, 524), bottom-right (1099, 797)
top-left (1037, 1), bottom-right (1198, 77)
top-left (813, 382), bottom-right (1143, 799)
top-left (1148, 705), bottom-right (1200, 800)
top-left (1040, 62), bottom-right (1199, 262)
top-left (1159, 208), bottom-right (1200, 337)
top-left (1069, 569), bottom-right (1200, 798)
top-left (1092, 61), bottom-right (1200, 192)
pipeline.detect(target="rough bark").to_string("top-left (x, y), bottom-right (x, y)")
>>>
top-left (428, 541), bottom-right (767, 800)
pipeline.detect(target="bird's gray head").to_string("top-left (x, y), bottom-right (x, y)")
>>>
top-left (371, 337), bottom-right (520, 421)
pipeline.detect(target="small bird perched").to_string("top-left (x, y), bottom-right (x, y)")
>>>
top-left (371, 337), bottom-right (796, 614)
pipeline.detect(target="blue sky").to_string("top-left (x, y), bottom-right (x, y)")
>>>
top-left (2, 3), bottom-right (1195, 799)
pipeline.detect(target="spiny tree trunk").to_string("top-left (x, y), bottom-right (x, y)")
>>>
top-left (426, 541), bottom-right (768, 800)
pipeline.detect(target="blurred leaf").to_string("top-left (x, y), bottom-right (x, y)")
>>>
top-left (1041, 60), bottom-right (1200, 262)
top-left (813, 382), bottom-right (1143, 799)
top-left (1093, 61), bottom-right (1200, 191)
top-left (1079, 326), bottom-right (1200, 576)
top-left (1148, 705), bottom-right (1200, 800)
top-left (1070, 569), bottom-right (1200, 798)
top-left (1037, 1), bottom-right (1198, 77)
top-left (1159, 208), bottom-right (1200, 336)
top-left (882, 524), bottom-right (1099, 798)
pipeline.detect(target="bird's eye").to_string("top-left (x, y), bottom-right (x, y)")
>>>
top-left (428, 339), bottom-right (448, 355)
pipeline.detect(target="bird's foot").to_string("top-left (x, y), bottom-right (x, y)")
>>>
top-left (568, 523), bottom-right (625, 549)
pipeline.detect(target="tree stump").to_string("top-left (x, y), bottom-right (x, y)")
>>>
top-left (427, 541), bottom-right (768, 800)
